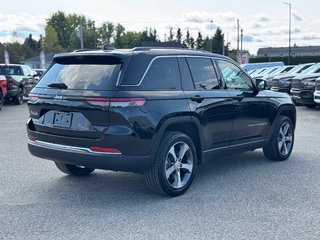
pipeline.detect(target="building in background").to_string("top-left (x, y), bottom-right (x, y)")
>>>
top-left (24, 52), bottom-right (56, 69)
top-left (257, 46), bottom-right (320, 58)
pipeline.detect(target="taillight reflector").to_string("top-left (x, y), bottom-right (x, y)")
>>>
top-left (28, 135), bottom-right (37, 141)
top-left (89, 146), bottom-right (120, 153)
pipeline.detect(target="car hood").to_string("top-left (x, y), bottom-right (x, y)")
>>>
top-left (273, 74), bottom-right (296, 80)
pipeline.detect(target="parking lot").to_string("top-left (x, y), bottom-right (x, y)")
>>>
top-left (0, 103), bottom-right (320, 240)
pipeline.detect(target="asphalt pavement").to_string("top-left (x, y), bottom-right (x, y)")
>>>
top-left (0, 103), bottom-right (320, 240)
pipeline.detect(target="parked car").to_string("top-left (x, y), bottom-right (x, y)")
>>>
top-left (0, 64), bottom-right (37, 104)
top-left (251, 66), bottom-right (281, 79)
top-left (27, 47), bottom-right (296, 197)
top-left (0, 75), bottom-right (7, 110)
top-left (314, 77), bottom-right (320, 107)
top-left (290, 67), bottom-right (320, 108)
top-left (241, 61), bottom-right (284, 72)
top-left (261, 65), bottom-right (295, 89)
top-left (271, 63), bottom-right (316, 94)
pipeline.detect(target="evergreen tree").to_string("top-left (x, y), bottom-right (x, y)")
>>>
top-left (176, 28), bottom-right (182, 43)
top-left (196, 32), bottom-right (204, 50)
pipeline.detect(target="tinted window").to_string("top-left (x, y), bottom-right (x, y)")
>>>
top-left (178, 58), bottom-right (194, 90)
top-left (216, 60), bottom-right (253, 90)
top-left (37, 62), bottom-right (121, 90)
top-left (0, 66), bottom-right (23, 76)
top-left (141, 57), bottom-right (180, 90)
top-left (186, 58), bottom-right (219, 90)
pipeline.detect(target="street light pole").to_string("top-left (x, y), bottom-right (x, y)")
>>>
top-left (210, 20), bottom-right (213, 52)
top-left (284, 2), bottom-right (291, 64)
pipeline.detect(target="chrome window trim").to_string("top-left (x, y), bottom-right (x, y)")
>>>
top-left (121, 55), bottom-right (220, 87)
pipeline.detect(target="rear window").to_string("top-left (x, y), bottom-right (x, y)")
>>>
top-left (37, 56), bottom-right (122, 90)
top-left (0, 66), bottom-right (23, 76)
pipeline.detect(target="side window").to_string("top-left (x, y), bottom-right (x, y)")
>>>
top-left (216, 60), bottom-right (253, 90)
top-left (22, 66), bottom-right (30, 76)
top-left (141, 57), bottom-right (180, 90)
top-left (186, 58), bottom-right (219, 90)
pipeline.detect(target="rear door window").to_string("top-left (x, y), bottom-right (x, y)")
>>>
top-left (186, 58), bottom-right (219, 90)
top-left (36, 56), bottom-right (122, 90)
top-left (140, 57), bottom-right (180, 90)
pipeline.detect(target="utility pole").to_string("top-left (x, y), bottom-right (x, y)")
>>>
top-left (240, 28), bottom-right (243, 62)
top-left (210, 20), bottom-right (213, 52)
top-left (237, 19), bottom-right (240, 52)
top-left (80, 22), bottom-right (84, 49)
top-left (284, 2), bottom-right (292, 64)
top-left (93, 21), bottom-right (96, 49)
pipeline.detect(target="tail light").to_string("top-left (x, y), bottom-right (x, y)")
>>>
top-left (86, 97), bottom-right (146, 107)
top-left (28, 93), bottom-right (39, 102)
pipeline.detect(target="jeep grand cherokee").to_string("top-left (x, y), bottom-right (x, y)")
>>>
top-left (27, 47), bottom-right (296, 197)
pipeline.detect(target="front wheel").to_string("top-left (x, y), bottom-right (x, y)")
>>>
top-left (13, 88), bottom-right (23, 105)
top-left (54, 161), bottom-right (95, 176)
top-left (145, 132), bottom-right (197, 197)
top-left (263, 116), bottom-right (294, 161)
top-left (0, 91), bottom-right (3, 110)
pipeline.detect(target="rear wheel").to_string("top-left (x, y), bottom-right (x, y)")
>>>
top-left (13, 88), bottom-right (23, 105)
top-left (263, 116), bottom-right (294, 161)
top-left (145, 131), bottom-right (196, 197)
top-left (0, 91), bottom-right (3, 110)
top-left (54, 161), bottom-right (95, 176)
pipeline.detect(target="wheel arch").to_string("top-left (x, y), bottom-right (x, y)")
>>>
top-left (151, 116), bottom-right (204, 165)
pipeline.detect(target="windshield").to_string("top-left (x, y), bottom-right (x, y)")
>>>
top-left (0, 66), bottom-right (23, 76)
top-left (301, 64), bottom-right (320, 74)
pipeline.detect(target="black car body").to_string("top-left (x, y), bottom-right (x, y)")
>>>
top-left (27, 48), bottom-right (296, 196)
top-left (290, 73), bottom-right (320, 108)
top-left (0, 64), bottom-right (37, 104)
top-left (271, 63), bottom-right (315, 94)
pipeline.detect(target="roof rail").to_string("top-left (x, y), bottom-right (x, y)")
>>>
top-left (73, 49), bottom-right (95, 52)
top-left (132, 47), bottom-right (186, 51)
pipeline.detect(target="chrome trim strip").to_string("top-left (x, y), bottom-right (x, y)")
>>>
top-left (28, 140), bottom-right (121, 155)
top-left (204, 140), bottom-right (265, 153)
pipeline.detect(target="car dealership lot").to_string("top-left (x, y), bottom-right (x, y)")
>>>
top-left (0, 104), bottom-right (320, 240)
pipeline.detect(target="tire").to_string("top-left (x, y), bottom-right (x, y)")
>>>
top-left (54, 161), bottom-right (95, 176)
top-left (145, 131), bottom-right (197, 197)
top-left (263, 116), bottom-right (294, 161)
top-left (13, 88), bottom-right (23, 105)
top-left (0, 91), bottom-right (3, 110)
top-left (304, 103), bottom-right (317, 108)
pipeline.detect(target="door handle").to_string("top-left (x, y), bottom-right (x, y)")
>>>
top-left (232, 95), bottom-right (244, 101)
top-left (190, 95), bottom-right (204, 103)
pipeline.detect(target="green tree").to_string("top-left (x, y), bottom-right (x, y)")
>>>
top-left (98, 21), bottom-right (115, 44)
top-left (212, 27), bottom-right (224, 54)
top-left (168, 27), bottom-right (174, 41)
top-left (43, 25), bottom-right (64, 52)
top-left (113, 23), bottom-right (126, 48)
top-left (176, 28), bottom-right (182, 43)
top-left (47, 11), bottom-right (70, 50)
top-left (196, 32), bottom-right (204, 49)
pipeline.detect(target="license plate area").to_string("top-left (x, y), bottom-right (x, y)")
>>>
top-left (53, 112), bottom-right (72, 128)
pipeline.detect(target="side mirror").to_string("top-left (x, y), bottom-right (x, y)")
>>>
top-left (255, 78), bottom-right (267, 91)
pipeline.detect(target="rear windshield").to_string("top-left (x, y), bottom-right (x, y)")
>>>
top-left (36, 56), bottom-right (122, 90)
top-left (0, 66), bottom-right (23, 76)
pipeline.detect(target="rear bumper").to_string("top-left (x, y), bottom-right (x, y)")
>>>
top-left (28, 139), bottom-right (150, 173)
top-left (314, 91), bottom-right (320, 104)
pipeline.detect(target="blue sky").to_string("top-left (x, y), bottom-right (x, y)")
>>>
top-left (0, 0), bottom-right (319, 54)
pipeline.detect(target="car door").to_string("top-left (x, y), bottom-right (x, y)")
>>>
top-left (215, 59), bottom-right (273, 147)
top-left (179, 56), bottom-right (234, 152)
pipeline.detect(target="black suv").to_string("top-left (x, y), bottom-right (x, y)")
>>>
top-left (27, 48), bottom-right (296, 197)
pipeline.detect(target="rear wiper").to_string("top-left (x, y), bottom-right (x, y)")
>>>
top-left (47, 83), bottom-right (68, 89)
